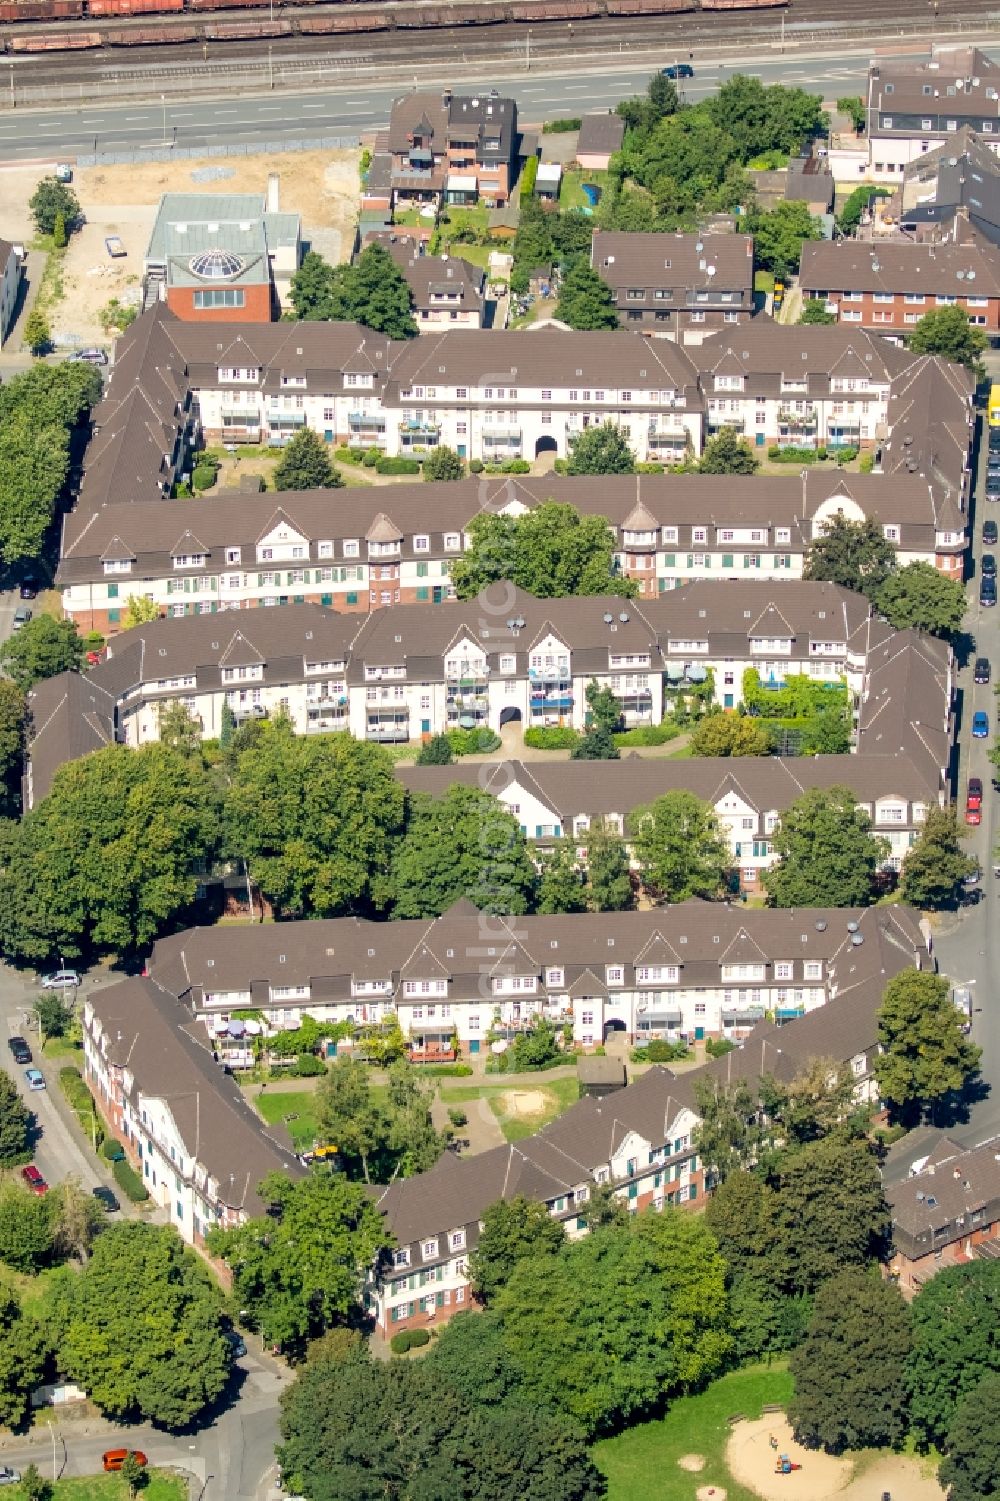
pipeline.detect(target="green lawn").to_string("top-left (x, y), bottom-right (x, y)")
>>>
top-left (593, 1363), bottom-right (794, 1501)
top-left (43, 1037), bottom-right (84, 1061)
top-left (50, 1475), bottom-right (186, 1500)
top-left (441, 1075), bottom-right (580, 1142)
top-left (254, 1088), bottom-right (319, 1151)
top-left (559, 168), bottom-right (610, 214)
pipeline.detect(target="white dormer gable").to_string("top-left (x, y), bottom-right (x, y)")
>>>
top-left (495, 775), bottom-right (559, 834)
top-left (498, 497), bottom-right (531, 517)
top-left (256, 510), bottom-right (309, 562)
top-left (444, 633), bottom-right (487, 675)
top-left (611, 1128), bottom-right (653, 1180)
top-left (529, 631), bottom-right (571, 671)
top-left (811, 492), bottom-right (867, 534)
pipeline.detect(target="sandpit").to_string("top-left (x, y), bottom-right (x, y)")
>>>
top-left (726, 1416), bottom-right (946, 1501)
top-left (678, 1454), bottom-right (706, 1472)
top-left (502, 1089), bottom-right (548, 1117)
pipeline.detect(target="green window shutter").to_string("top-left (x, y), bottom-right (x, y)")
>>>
top-left (416, 562), bottom-right (429, 578)
top-left (303, 570), bottom-right (311, 584)
top-left (321, 593), bottom-right (333, 607)
top-left (436, 1290), bottom-right (444, 1307)
top-left (416, 587), bottom-right (429, 602)
top-left (210, 577), bottom-right (218, 591)
top-left (663, 553), bottom-right (675, 568)
top-left (686, 554), bottom-right (693, 569)
top-left (107, 583), bottom-right (119, 599)
top-left (293, 595), bottom-right (305, 605)
top-left (108, 609), bottom-right (120, 624)
top-left (722, 553), bottom-right (734, 568)
top-left (258, 574), bottom-right (264, 588)
top-left (346, 592), bottom-right (358, 606)
top-left (166, 580), bottom-right (173, 596)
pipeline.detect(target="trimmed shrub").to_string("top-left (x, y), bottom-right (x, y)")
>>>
top-left (334, 447), bottom-right (356, 464)
top-left (446, 726), bottom-right (501, 756)
top-left (294, 1053), bottom-right (325, 1077)
top-left (390, 1330), bottom-right (413, 1354)
top-left (833, 445), bottom-right (858, 464)
top-left (859, 450), bottom-right (875, 473)
top-left (469, 458), bottom-right (484, 473)
top-left (635, 461), bottom-right (665, 474)
top-left (553, 457), bottom-right (568, 474)
top-left (192, 465), bottom-right (218, 492)
top-left (376, 456), bottom-right (421, 475)
top-left (447, 1108), bottom-right (468, 1128)
top-left (363, 447), bottom-right (381, 468)
top-left (767, 445), bottom-right (819, 465)
top-left (631, 1039), bottom-right (690, 1064)
top-left (421, 1063), bottom-right (474, 1077)
top-left (409, 1328), bottom-right (431, 1349)
top-left (542, 117), bottom-right (581, 133)
top-left (101, 1136), bottom-right (125, 1162)
top-left (613, 722), bottom-right (681, 747)
top-left (520, 156), bottom-right (539, 196)
top-left (523, 726), bottom-right (580, 750)
top-left (113, 1156), bottom-right (149, 1203)
top-left (483, 458), bottom-right (531, 474)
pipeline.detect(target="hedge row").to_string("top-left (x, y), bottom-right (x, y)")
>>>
top-left (390, 1327), bottom-right (432, 1354)
top-left (523, 726), bottom-right (580, 750)
top-left (613, 722), bottom-right (682, 747)
top-left (59, 1066), bottom-right (104, 1146)
top-left (420, 1063), bottom-right (474, 1077)
top-left (447, 727), bottom-right (502, 755)
top-left (376, 457), bottom-right (421, 475)
top-left (113, 1156), bottom-right (149, 1203)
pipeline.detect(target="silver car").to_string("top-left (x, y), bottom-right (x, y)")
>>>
top-left (40, 969), bottom-right (80, 990)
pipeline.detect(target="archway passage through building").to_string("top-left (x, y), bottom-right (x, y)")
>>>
top-left (499, 706), bottom-right (522, 727)
top-left (534, 435), bottom-right (558, 457)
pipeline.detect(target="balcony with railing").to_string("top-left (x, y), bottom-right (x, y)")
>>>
top-left (707, 413), bottom-right (745, 432)
top-left (528, 665), bottom-right (570, 684)
top-left (778, 406), bottom-right (818, 429)
top-left (366, 715), bottom-right (410, 742)
top-left (530, 692), bottom-right (573, 714)
top-left (399, 418), bottom-right (441, 435)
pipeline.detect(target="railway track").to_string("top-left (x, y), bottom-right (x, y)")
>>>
top-left (1, 0), bottom-right (996, 97)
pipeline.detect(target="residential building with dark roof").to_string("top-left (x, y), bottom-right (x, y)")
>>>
top-left (0, 236), bottom-right (22, 346)
top-left (576, 112), bottom-right (625, 171)
top-left (887, 1137), bottom-right (1000, 1293)
top-left (799, 237), bottom-right (1000, 336)
top-left (366, 235), bottom-right (485, 330)
top-left (400, 746), bottom-right (946, 893)
top-left (387, 87), bottom-right (518, 209)
top-left (590, 230), bottom-right (755, 343)
top-left (57, 468), bottom-right (963, 636)
top-left (866, 46), bottom-right (1000, 185)
top-left (81, 976), bottom-right (304, 1249)
top-left (897, 127), bottom-right (1000, 248)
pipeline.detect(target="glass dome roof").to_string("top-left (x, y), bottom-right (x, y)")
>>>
top-left (189, 249), bottom-right (245, 280)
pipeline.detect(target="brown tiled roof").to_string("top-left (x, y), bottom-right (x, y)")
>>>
top-left (87, 976), bottom-right (304, 1216)
top-left (888, 1138), bottom-right (1000, 1253)
top-left (870, 47), bottom-right (1000, 124)
top-left (577, 112), bottom-right (625, 156)
top-left (591, 230), bottom-right (754, 307)
top-left (370, 236), bottom-right (485, 315)
top-left (24, 673), bottom-right (117, 809)
top-left (800, 238), bottom-right (1000, 298)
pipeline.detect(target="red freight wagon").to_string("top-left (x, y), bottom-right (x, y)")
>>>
top-left (89, 0), bottom-right (183, 16)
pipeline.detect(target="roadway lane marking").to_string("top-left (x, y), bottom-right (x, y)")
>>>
top-left (213, 108), bottom-right (239, 116)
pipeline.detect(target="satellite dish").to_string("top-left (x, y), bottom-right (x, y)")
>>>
top-left (619, 611), bottom-right (630, 623)
top-left (603, 612), bottom-right (614, 624)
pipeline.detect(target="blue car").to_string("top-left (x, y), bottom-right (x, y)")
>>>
top-left (973, 710), bottom-right (989, 739)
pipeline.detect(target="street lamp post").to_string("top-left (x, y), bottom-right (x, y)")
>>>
top-left (268, 44), bottom-right (274, 91)
top-left (161, 94), bottom-right (167, 145)
top-left (526, 30), bottom-right (531, 73)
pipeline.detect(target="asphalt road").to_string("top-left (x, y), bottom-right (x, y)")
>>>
top-left (0, 43), bottom-right (910, 160)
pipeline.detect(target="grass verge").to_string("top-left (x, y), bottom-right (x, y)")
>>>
top-left (592, 1362), bottom-right (794, 1501)
top-left (49, 1474), bottom-right (187, 1500)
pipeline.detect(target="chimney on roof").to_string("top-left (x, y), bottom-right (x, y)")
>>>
top-left (267, 173), bottom-right (280, 213)
top-left (443, 88), bottom-right (453, 108)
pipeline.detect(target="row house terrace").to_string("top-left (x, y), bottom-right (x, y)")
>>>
top-left (864, 47), bottom-right (1000, 184)
top-left (56, 469), bottom-right (961, 638)
top-left (590, 230), bottom-right (755, 343)
top-left (147, 901), bottom-right (929, 1059)
top-left (799, 238), bottom-right (1000, 338)
top-left (887, 1136), bottom-right (1000, 1294)
top-left (81, 977), bottom-right (303, 1251)
top-left (400, 749), bottom-right (944, 895)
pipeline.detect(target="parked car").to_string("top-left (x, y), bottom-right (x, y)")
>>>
top-left (987, 472), bottom-right (1000, 497)
top-left (18, 576), bottom-right (37, 599)
top-left (92, 1186), bottom-right (121, 1213)
top-left (67, 348), bottom-right (108, 366)
top-left (103, 1451), bottom-right (148, 1473)
top-left (40, 969), bottom-right (80, 990)
top-left (7, 1035), bottom-right (31, 1064)
top-left (55, 162), bottom-right (72, 183)
top-left (661, 62), bottom-right (694, 78)
top-left (12, 606), bottom-right (31, 631)
top-left (981, 575), bottom-right (997, 607)
top-left (223, 1328), bottom-right (247, 1357)
top-left (975, 656), bottom-right (991, 684)
top-left (21, 1164), bottom-right (48, 1195)
top-left (984, 554), bottom-right (997, 578)
top-left (24, 1067), bottom-right (45, 1090)
top-left (0, 1468), bottom-right (22, 1487)
top-left (967, 776), bottom-right (983, 824)
top-left (985, 519), bottom-right (998, 546)
top-left (973, 709), bottom-right (990, 738)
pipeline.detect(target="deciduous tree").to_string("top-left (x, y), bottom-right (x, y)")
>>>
top-left (899, 805), bottom-right (977, 909)
top-left (693, 1078), bottom-right (768, 1185)
top-left (586, 817), bottom-right (634, 911)
top-left (29, 177), bottom-right (80, 236)
top-left (422, 445), bottom-right (465, 482)
top-left (629, 789), bottom-right (730, 903)
top-left (290, 245), bottom-right (417, 338)
top-left (391, 784), bottom-right (536, 918)
top-left (762, 785), bottom-right (889, 907)
top-left (789, 1271), bottom-right (912, 1453)
top-left (0, 1182), bottom-right (52, 1271)
top-left (555, 263), bottom-right (619, 330)
top-left (23, 309), bottom-right (51, 357)
top-left (804, 513), bottom-right (896, 598)
top-left (0, 1069), bottom-right (32, 1166)
top-left (536, 839), bottom-right (587, 913)
top-left (415, 732), bottom-right (453, 765)
top-left (566, 422), bottom-right (636, 477)
top-left (207, 1171), bottom-right (387, 1354)
top-left (224, 718), bottom-right (404, 919)
top-left (0, 679), bottom-right (26, 812)
top-left (907, 1261), bottom-right (1000, 1447)
top-left (273, 428), bottom-right (343, 492)
top-left (770, 1135), bottom-right (889, 1294)
top-left (698, 427), bottom-right (760, 475)
top-left (875, 969), bottom-right (981, 1125)
top-left (0, 1289), bottom-right (45, 1431)
top-left (44, 1223), bottom-right (231, 1429)
top-left (689, 712), bottom-right (771, 757)
top-left (314, 1056), bottom-right (387, 1184)
top-left (0, 615), bottom-right (85, 691)
top-left (909, 303), bottom-right (987, 376)
top-left (748, 201), bottom-right (822, 279)
top-left (940, 1373), bottom-right (1000, 1501)
top-left (800, 298), bottom-right (836, 325)
top-left (469, 1196), bottom-right (566, 1306)
top-left (875, 560), bottom-right (966, 637)
top-left (122, 594), bottom-right (160, 628)
top-left (452, 501), bottom-right (635, 599)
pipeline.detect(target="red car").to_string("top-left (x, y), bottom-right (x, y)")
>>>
top-left (966, 777), bottom-right (983, 825)
top-left (102, 1450), bottom-right (148, 1473)
top-left (21, 1164), bottom-right (48, 1195)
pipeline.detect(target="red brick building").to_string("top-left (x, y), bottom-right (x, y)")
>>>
top-left (800, 238), bottom-right (1000, 337)
top-left (887, 1137), bottom-right (1000, 1294)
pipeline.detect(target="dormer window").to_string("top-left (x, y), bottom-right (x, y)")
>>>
top-left (173, 553), bottom-right (207, 570)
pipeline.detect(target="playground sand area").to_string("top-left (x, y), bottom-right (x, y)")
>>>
top-left (725, 1417), bottom-right (945, 1501)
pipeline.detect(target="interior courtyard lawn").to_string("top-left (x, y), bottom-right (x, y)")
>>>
top-left (253, 1088), bottom-right (319, 1152)
top-left (440, 1075), bottom-right (580, 1142)
top-left (45, 1474), bottom-right (186, 1500)
top-left (592, 1362), bottom-right (794, 1501)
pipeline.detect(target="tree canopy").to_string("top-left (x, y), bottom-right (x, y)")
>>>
top-left (289, 245), bottom-right (418, 338)
top-left (0, 680), bottom-right (26, 814)
top-left (875, 969), bottom-right (981, 1125)
top-left (940, 1373), bottom-right (1000, 1501)
top-left (469, 1196), bottom-right (566, 1306)
top-left (629, 790), bottom-right (731, 903)
top-left (769, 1135), bottom-right (890, 1295)
top-left (422, 445), bottom-right (465, 482)
top-left (907, 1261), bottom-right (1000, 1447)
top-left (908, 303), bottom-right (987, 376)
top-left (0, 1287), bottom-right (45, 1431)
top-left (391, 784), bottom-right (537, 918)
top-left (0, 1068), bottom-right (32, 1167)
top-left (837, 182), bottom-right (892, 235)
top-left (0, 615), bottom-right (85, 691)
top-left (748, 201), bottom-right (822, 279)
top-left (789, 1271), bottom-right (912, 1453)
top-left (207, 1170), bottom-right (388, 1354)
top-left (803, 513), bottom-right (896, 598)
top-left (586, 817), bottom-right (634, 911)
top-left (899, 806), bottom-right (977, 909)
top-left (0, 363), bottom-right (101, 565)
top-left (451, 501), bottom-right (636, 599)
top-left (0, 742), bottom-right (221, 962)
top-left (875, 561), bottom-right (966, 638)
top-left (566, 422), bottom-right (636, 477)
top-left (29, 177), bottom-right (81, 236)
top-left (224, 719), bottom-right (405, 919)
top-left (313, 1056), bottom-right (449, 1185)
top-left (762, 785), bottom-right (889, 907)
top-left (555, 263), bottom-right (619, 330)
top-left (44, 1223), bottom-right (231, 1429)
top-left (698, 427), bottom-right (760, 475)
top-left (689, 712), bottom-right (771, 757)
top-left (800, 298), bottom-right (836, 325)
top-left (273, 428), bottom-right (343, 491)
